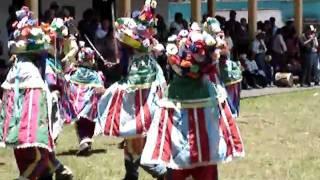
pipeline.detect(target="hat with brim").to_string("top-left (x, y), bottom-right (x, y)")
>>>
top-left (114, 0), bottom-right (157, 52)
top-left (8, 7), bottom-right (51, 54)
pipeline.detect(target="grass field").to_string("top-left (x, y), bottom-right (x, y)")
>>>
top-left (1, 89), bottom-right (320, 180)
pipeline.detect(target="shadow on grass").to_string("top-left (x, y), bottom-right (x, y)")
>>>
top-left (56, 149), bottom-right (107, 157)
top-left (0, 162), bottom-right (5, 166)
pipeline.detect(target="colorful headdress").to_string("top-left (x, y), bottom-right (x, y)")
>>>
top-left (50, 18), bottom-right (69, 38)
top-left (8, 7), bottom-right (51, 54)
top-left (78, 47), bottom-right (95, 64)
top-left (166, 24), bottom-right (217, 79)
top-left (203, 17), bottom-right (221, 35)
top-left (114, 0), bottom-right (158, 52)
top-left (203, 17), bottom-right (226, 48)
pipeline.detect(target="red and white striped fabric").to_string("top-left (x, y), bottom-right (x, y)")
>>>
top-left (95, 81), bottom-right (165, 137)
top-left (141, 98), bottom-right (244, 170)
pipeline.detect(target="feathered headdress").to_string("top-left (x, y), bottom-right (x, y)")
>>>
top-left (114, 0), bottom-right (158, 52)
top-left (166, 23), bottom-right (218, 79)
top-left (8, 6), bottom-right (51, 54)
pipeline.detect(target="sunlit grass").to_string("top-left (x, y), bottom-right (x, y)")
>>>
top-left (1, 89), bottom-right (320, 180)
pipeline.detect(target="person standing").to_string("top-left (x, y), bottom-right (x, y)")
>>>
top-left (300, 25), bottom-right (319, 86)
top-left (272, 28), bottom-right (287, 72)
top-left (95, 1), bottom-right (167, 179)
top-left (252, 31), bottom-right (272, 85)
top-left (0, 7), bottom-right (72, 179)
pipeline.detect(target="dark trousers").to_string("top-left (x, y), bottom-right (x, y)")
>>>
top-left (255, 53), bottom-right (272, 84)
top-left (242, 70), bottom-right (268, 88)
top-left (301, 52), bottom-right (319, 85)
top-left (272, 52), bottom-right (286, 72)
top-left (123, 138), bottom-right (167, 180)
top-left (75, 118), bottom-right (95, 144)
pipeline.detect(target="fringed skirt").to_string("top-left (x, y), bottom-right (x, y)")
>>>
top-left (141, 94), bottom-right (244, 169)
top-left (95, 60), bottom-right (166, 138)
top-left (95, 78), bottom-right (165, 137)
top-left (62, 67), bottom-right (104, 123)
top-left (0, 88), bottom-right (53, 151)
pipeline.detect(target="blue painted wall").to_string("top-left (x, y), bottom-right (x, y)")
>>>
top-left (168, 0), bottom-right (320, 23)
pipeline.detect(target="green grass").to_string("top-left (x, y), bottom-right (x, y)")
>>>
top-left (1, 89), bottom-right (320, 180)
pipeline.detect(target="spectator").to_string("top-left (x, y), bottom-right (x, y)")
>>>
top-left (156, 14), bottom-right (168, 44)
top-left (240, 54), bottom-right (268, 89)
top-left (299, 25), bottom-right (319, 86)
top-left (225, 10), bottom-right (240, 58)
top-left (78, 9), bottom-right (99, 45)
top-left (272, 28), bottom-right (287, 72)
top-left (237, 18), bottom-right (250, 55)
top-left (225, 10), bottom-right (240, 42)
top-left (95, 18), bottom-right (115, 62)
top-left (263, 20), bottom-right (273, 55)
top-left (286, 27), bottom-right (301, 77)
top-left (252, 31), bottom-right (272, 85)
top-left (257, 21), bottom-right (264, 31)
top-left (169, 12), bottom-right (188, 35)
top-left (43, 1), bottom-right (60, 23)
top-left (270, 17), bottom-right (278, 36)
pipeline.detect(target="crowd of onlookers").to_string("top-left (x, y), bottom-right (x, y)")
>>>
top-left (2, 2), bottom-right (320, 89)
top-left (168, 10), bottom-right (320, 89)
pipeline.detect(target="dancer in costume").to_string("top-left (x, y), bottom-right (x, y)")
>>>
top-left (140, 21), bottom-right (245, 180)
top-left (219, 50), bottom-right (242, 117)
top-left (203, 17), bottom-right (242, 117)
top-left (95, 0), bottom-right (167, 179)
top-left (0, 6), bottom-right (72, 180)
top-left (45, 17), bottom-right (79, 141)
top-left (62, 45), bottom-right (105, 156)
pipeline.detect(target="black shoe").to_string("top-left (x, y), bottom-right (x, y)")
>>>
top-left (38, 174), bottom-right (53, 180)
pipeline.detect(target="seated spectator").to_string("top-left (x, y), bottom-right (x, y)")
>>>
top-left (252, 31), bottom-right (272, 85)
top-left (240, 54), bottom-right (268, 89)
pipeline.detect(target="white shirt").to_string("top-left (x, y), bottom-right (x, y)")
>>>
top-left (245, 59), bottom-right (258, 72)
top-left (252, 39), bottom-right (267, 54)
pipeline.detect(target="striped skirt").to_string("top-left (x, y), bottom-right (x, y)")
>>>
top-left (95, 80), bottom-right (165, 137)
top-left (0, 89), bottom-right (53, 151)
top-left (140, 98), bottom-right (244, 170)
top-left (62, 68), bottom-right (104, 123)
top-left (226, 83), bottom-right (241, 117)
top-left (62, 82), bottom-right (102, 123)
